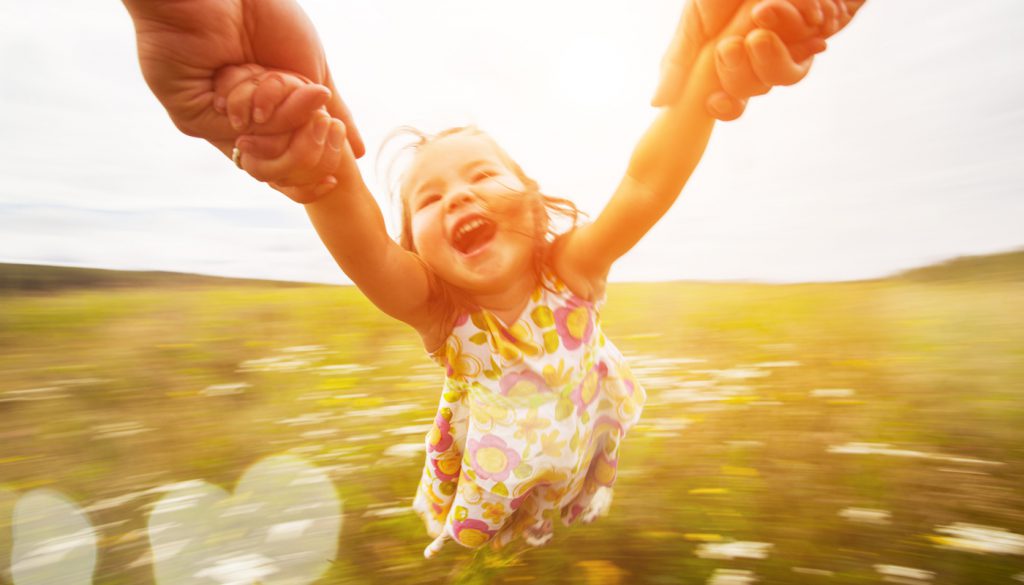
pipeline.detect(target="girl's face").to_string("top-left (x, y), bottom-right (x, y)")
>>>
top-left (404, 132), bottom-right (539, 296)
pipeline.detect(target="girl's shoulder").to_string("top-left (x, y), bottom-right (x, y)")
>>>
top-left (547, 231), bottom-right (608, 304)
top-left (415, 268), bottom-right (469, 356)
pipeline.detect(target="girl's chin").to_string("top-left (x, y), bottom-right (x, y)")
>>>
top-left (452, 261), bottom-right (530, 291)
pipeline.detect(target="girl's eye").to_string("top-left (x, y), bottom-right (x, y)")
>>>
top-left (417, 195), bottom-right (440, 210)
top-left (472, 170), bottom-right (494, 183)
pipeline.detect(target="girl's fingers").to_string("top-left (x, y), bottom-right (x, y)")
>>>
top-left (237, 113), bottom-right (330, 184)
top-left (747, 29), bottom-right (811, 87)
top-left (820, 0), bottom-right (840, 36)
top-left (213, 64), bottom-right (264, 118)
top-left (307, 120), bottom-right (345, 183)
top-left (706, 91), bottom-right (747, 121)
top-left (795, 0), bottom-right (825, 27)
top-left (261, 121), bottom-right (350, 204)
top-left (256, 85), bottom-right (332, 135)
top-left (268, 117), bottom-right (338, 187)
top-left (235, 132), bottom-right (291, 160)
top-left (788, 37), bottom-right (827, 64)
top-left (249, 72), bottom-right (289, 125)
top-left (751, 0), bottom-right (816, 43)
top-left (716, 35), bottom-right (771, 98)
top-left (225, 77), bottom-right (259, 131)
top-left (214, 64), bottom-right (264, 124)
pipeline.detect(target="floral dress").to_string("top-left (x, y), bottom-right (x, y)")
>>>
top-left (412, 273), bottom-right (646, 550)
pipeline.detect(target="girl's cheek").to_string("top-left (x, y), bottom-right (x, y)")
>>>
top-left (411, 211), bottom-right (442, 247)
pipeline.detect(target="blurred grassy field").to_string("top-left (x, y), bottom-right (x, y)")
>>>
top-left (0, 259), bottom-right (1022, 584)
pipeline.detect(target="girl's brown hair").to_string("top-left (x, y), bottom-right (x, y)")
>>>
top-left (379, 126), bottom-right (583, 323)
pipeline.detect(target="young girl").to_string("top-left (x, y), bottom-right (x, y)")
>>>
top-left (209, 2), bottom-right (837, 558)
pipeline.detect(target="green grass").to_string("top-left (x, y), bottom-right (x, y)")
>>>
top-left (0, 259), bottom-right (1022, 584)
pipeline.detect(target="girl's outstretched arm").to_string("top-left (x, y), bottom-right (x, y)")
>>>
top-left (552, 46), bottom-right (719, 296)
top-left (235, 114), bottom-right (438, 339)
top-left (553, 0), bottom-right (830, 294)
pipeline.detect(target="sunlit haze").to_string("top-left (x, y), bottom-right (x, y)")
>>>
top-left (2, 0), bottom-right (1022, 283)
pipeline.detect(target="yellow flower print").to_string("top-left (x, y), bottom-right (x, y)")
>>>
top-left (539, 429), bottom-right (565, 458)
top-left (476, 312), bottom-right (541, 363)
top-left (542, 360), bottom-right (573, 391)
top-left (512, 468), bottom-right (569, 498)
top-left (514, 408), bottom-right (550, 444)
top-left (444, 336), bottom-right (483, 381)
top-left (469, 390), bottom-right (512, 431)
top-left (482, 502), bottom-right (506, 524)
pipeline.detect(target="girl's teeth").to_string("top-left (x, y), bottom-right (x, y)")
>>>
top-left (457, 219), bottom-right (484, 239)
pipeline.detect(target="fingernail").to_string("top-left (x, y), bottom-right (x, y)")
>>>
top-left (253, 107), bottom-right (266, 124)
top-left (328, 124), bottom-right (343, 150)
top-left (230, 114), bottom-right (243, 130)
top-left (753, 5), bottom-right (778, 28)
top-left (719, 44), bottom-right (742, 69)
top-left (313, 117), bottom-right (330, 145)
top-left (753, 34), bottom-right (773, 51)
top-left (214, 96), bottom-right (226, 113)
top-left (708, 94), bottom-right (735, 119)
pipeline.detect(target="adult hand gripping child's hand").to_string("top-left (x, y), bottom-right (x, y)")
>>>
top-left (122, 0), bottom-right (365, 160)
top-left (652, 0), bottom-right (866, 120)
top-left (216, 65), bottom-right (359, 204)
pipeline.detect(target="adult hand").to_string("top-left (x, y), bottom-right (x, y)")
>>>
top-left (122, 0), bottom-right (364, 158)
top-left (652, 0), bottom-right (865, 120)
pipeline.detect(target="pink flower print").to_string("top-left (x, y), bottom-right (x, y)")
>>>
top-left (430, 451), bottom-right (460, 482)
top-left (451, 518), bottom-right (496, 548)
top-left (427, 412), bottom-right (454, 453)
top-left (498, 370), bottom-right (550, 397)
top-left (468, 434), bottom-right (521, 483)
top-left (510, 492), bottom-right (529, 510)
top-left (553, 299), bottom-right (594, 351)
top-left (571, 362), bottom-right (608, 415)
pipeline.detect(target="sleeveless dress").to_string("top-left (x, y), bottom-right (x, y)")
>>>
top-left (412, 273), bottom-right (646, 550)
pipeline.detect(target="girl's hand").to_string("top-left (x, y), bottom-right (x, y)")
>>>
top-left (653, 0), bottom-right (865, 119)
top-left (710, 0), bottom-right (829, 103)
top-left (234, 112), bottom-right (360, 204)
top-left (215, 65), bottom-right (349, 203)
top-left (212, 64), bottom-right (332, 135)
top-left (709, 0), bottom-right (862, 111)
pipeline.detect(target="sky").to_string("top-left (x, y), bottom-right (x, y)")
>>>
top-left (1, 0), bottom-right (1022, 284)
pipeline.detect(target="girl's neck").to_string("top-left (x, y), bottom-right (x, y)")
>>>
top-left (470, 273), bottom-right (538, 326)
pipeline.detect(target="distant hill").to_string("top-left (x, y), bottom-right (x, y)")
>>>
top-left (0, 263), bottom-right (321, 294)
top-left (891, 249), bottom-right (1024, 282)
top-left (3, 250), bottom-right (1022, 293)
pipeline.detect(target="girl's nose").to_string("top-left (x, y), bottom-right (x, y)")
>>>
top-left (445, 189), bottom-right (475, 213)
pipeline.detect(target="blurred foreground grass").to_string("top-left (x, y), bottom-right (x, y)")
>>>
top-left (0, 265), bottom-right (1022, 584)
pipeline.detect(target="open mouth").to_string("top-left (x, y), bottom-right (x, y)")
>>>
top-left (451, 215), bottom-right (497, 255)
